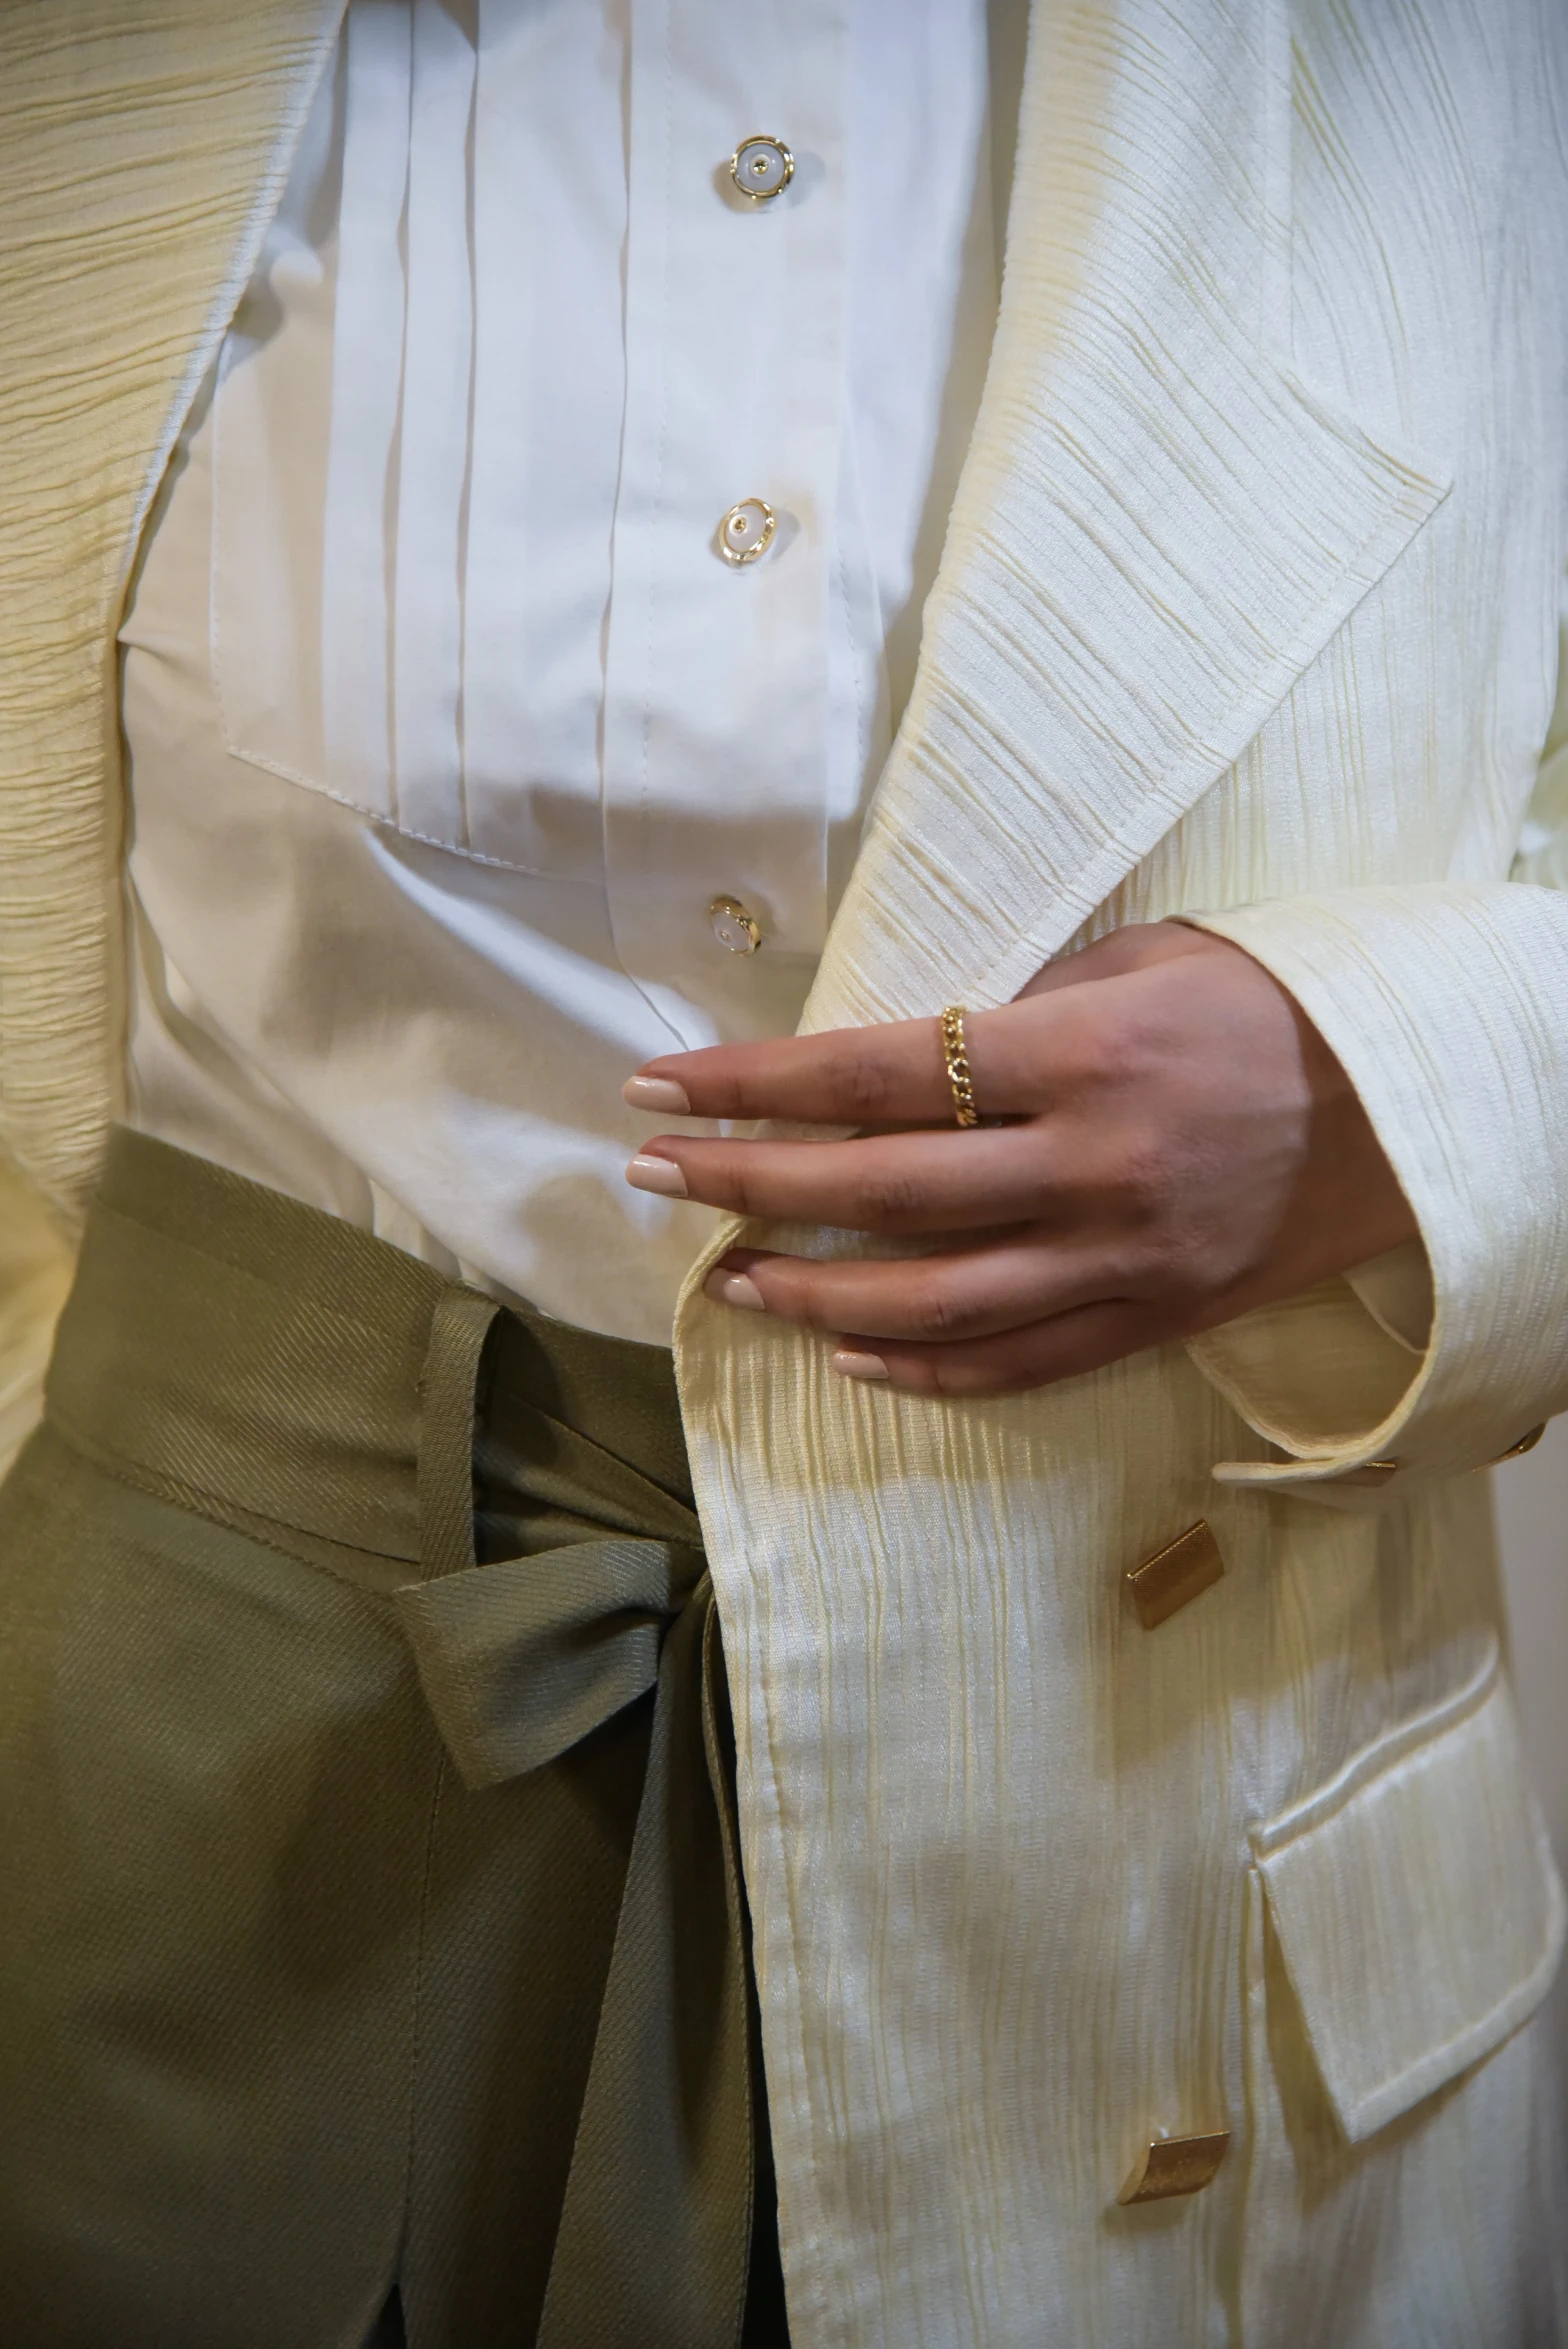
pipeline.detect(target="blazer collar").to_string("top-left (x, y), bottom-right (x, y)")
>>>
top-left (805, 0), bottom-right (1448, 1032)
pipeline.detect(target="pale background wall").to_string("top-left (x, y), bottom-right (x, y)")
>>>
top-left (1495, 1418), bottom-right (1568, 2068)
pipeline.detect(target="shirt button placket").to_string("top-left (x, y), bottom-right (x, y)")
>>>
top-left (708, 116), bottom-right (798, 955)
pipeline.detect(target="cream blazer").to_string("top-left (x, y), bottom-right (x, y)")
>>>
top-left (3, 4), bottom-right (1568, 2343)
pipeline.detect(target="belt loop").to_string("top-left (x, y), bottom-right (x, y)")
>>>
top-left (417, 1287), bottom-right (502, 1582)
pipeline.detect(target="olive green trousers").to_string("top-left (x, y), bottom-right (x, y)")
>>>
top-left (0, 1131), bottom-right (787, 2349)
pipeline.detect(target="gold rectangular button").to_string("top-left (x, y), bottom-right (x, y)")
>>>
top-left (1118, 2129), bottom-right (1231, 2204)
top-left (1125, 1521), bottom-right (1223, 1630)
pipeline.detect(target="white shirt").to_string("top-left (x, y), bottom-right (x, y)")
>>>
top-left (120, 0), bottom-right (1019, 1343)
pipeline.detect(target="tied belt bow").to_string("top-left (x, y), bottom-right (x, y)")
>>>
top-left (393, 1290), bottom-right (756, 2349)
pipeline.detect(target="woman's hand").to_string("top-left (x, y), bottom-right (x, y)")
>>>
top-left (621, 922), bottom-right (1418, 1396)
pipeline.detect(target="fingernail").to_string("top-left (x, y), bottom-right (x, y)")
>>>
top-left (622, 1075), bottom-right (692, 1115)
top-left (625, 1153), bottom-right (687, 1198)
top-left (832, 1349), bottom-right (890, 1382)
top-left (704, 1269), bottom-right (766, 1312)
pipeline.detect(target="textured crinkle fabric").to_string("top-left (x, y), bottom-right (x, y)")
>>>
top-left (0, 1157), bottom-right (73, 1475)
top-left (671, 0), bottom-right (1568, 2338)
top-left (1189, 884), bottom-right (1568, 1489)
top-left (0, 0), bottom-right (342, 1445)
top-left (4, 1), bottom-right (1568, 2343)
top-left (0, 0), bottom-right (342, 1213)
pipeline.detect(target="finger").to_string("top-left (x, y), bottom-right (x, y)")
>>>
top-left (624, 986), bottom-right (1108, 1129)
top-left (831, 1297), bottom-right (1171, 1398)
top-left (624, 963), bottom-right (1162, 1130)
top-left (703, 1239), bottom-right (1120, 1344)
top-left (624, 1016), bottom-right (955, 1127)
top-left (623, 924), bottom-right (1216, 1126)
top-left (627, 1123), bottom-right (1077, 1234)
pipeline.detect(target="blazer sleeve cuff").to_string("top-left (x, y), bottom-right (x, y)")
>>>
top-left (1177, 884), bottom-right (1568, 1506)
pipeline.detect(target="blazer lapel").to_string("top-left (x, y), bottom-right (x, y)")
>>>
top-left (0, 0), bottom-right (343, 1207)
top-left (806, 0), bottom-right (1449, 1032)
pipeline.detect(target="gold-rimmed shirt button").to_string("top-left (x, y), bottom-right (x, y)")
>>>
top-left (709, 897), bottom-right (763, 955)
top-left (730, 134), bottom-right (794, 200)
top-left (1124, 1521), bottom-right (1224, 1630)
top-left (718, 498), bottom-right (777, 565)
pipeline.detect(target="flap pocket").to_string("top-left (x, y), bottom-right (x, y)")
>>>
top-left (1252, 1642), bottom-right (1565, 2142)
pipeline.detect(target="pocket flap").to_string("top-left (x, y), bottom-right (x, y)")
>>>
top-left (1252, 1642), bottom-right (1565, 2142)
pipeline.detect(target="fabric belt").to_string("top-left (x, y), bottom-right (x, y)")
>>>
top-left (42, 1129), bottom-right (758, 2348)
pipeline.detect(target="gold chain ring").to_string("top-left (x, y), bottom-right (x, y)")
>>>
top-left (939, 1005), bottom-right (980, 1128)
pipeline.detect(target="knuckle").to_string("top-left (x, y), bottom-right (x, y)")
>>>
top-left (903, 1277), bottom-right (972, 1342)
top-left (689, 1055), bottom-right (753, 1121)
top-left (1108, 1139), bottom-right (1167, 1223)
top-left (1143, 1233), bottom-right (1209, 1307)
top-left (929, 1352), bottom-right (1014, 1398)
top-left (1072, 994), bottom-right (1158, 1090)
top-left (725, 1161), bottom-right (771, 1219)
top-left (1058, 991), bottom-right (1120, 1071)
top-left (851, 1166), bottom-right (927, 1228)
top-left (1105, 1219), bottom-right (1197, 1313)
top-left (828, 1047), bottom-right (898, 1122)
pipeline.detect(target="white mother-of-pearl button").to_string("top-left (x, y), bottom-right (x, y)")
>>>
top-left (729, 134), bottom-right (794, 201)
top-left (718, 498), bottom-right (777, 565)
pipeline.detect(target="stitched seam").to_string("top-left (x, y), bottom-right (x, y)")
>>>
top-left (206, 732), bottom-right (580, 874)
top-left (395, 1746), bottom-right (449, 2285)
top-left (1248, 1638), bottom-right (1501, 1856)
top-left (41, 1410), bottom-right (412, 1587)
top-left (81, 1199), bottom-right (441, 1332)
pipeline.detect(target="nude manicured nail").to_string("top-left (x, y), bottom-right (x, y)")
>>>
top-left (832, 1349), bottom-right (890, 1382)
top-left (622, 1075), bottom-right (692, 1115)
top-left (625, 1153), bottom-right (688, 1198)
top-left (704, 1268), bottom-right (766, 1312)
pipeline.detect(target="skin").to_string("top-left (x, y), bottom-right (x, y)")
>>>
top-left (621, 920), bottom-right (1419, 1397)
